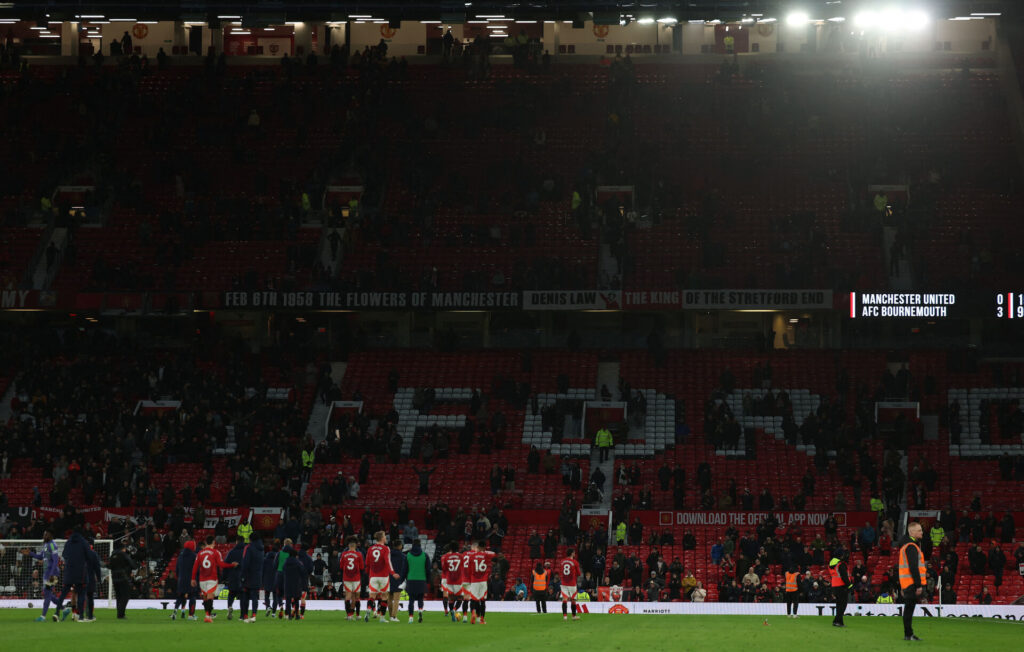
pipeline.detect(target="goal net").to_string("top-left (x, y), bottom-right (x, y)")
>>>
top-left (0, 539), bottom-right (114, 608)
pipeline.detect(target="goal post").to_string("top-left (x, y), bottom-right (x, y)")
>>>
top-left (0, 539), bottom-right (115, 609)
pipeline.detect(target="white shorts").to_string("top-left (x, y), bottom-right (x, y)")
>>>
top-left (464, 582), bottom-right (487, 601)
top-left (560, 585), bottom-right (577, 600)
top-left (343, 581), bottom-right (361, 594)
top-left (368, 577), bottom-right (389, 595)
top-left (441, 581), bottom-right (459, 597)
top-left (199, 580), bottom-right (218, 600)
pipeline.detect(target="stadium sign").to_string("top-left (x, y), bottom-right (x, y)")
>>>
top-left (0, 289), bottom-right (52, 309)
top-left (523, 290), bottom-right (622, 310)
top-left (623, 291), bottom-right (683, 310)
top-left (1, 600), bottom-right (1020, 618)
top-left (682, 289), bottom-right (833, 310)
top-left (641, 510), bottom-right (874, 528)
top-left (219, 291), bottom-right (520, 310)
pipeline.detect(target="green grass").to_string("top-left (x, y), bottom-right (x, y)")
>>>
top-left (1, 610), bottom-right (1020, 651)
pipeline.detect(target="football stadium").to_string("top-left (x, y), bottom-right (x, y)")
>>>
top-left (1, 0), bottom-right (1023, 649)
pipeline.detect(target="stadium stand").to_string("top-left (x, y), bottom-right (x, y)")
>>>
top-left (0, 17), bottom-right (1022, 613)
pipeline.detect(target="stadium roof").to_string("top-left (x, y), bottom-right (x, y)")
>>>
top-left (0, 1), bottom-right (1016, 23)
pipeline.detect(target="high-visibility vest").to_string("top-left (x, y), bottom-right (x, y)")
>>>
top-left (532, 570), bottom-right (549, 592)
top-left (929, 526), bottom-right (944, 547)
top-left (302, 450), bottom-right (315, 470)
top-left (615, 523), bottom-right (627, 542)
top-left (577, 591), bottom-right (590, 602)
top-left (876, 595), bottom-right (894, 604)
top-left (237, 522), bottom-right (253, 542)
top-left (406, 552), bottom-right (428, 582)
top-left (898, 542), bottom-right (926, 589)
top-left (870, 497), bottom-right (884, 513)
top-left (785, 572), bottom-right (799, 592)
top-left (829, 561), bottom-right (845, 588)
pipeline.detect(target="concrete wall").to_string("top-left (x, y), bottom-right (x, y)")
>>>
top-left (349, 21), bottom-right (428, 57)
top-left (100, 21), bottom-right (175, 56)
top-left (543, 21), bottom-right (675, 54)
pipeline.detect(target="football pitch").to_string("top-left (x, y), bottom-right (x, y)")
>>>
top-left (1, 610), bottom-right (1020, 651)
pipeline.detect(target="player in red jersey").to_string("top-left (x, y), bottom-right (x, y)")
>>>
top-left (340, 537), bottom-right (364, 621)
top-left (439, 542), bottom-right (465, 622)
top-left (558, 548), bottom-right (582, 621)
top-left (364, 531), bottom-right (397, 623)
top-left (465, 540), bottom-right (496, 625)
top-left (192, 536), bottom-right (239, 623)
top-left (458, 544), bottom-right (474, 622)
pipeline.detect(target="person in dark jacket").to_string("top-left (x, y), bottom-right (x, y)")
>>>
top-left (388, 539), bottom-right (408, 620)
top-left (898, 522), bottom-right (927, 641)
top-left (173, 540), bottom-right (197, 619)
top-left (295, 545), bottom-right (314, 618)
top-left (108, 542), bottom-right (134, 618)
top-left (224, 536), bottom-right (246, 620)
top-left (280, 539), bottom-right (304, 619)
top-left (988, 544), bottom-right (1006, 588)
top-left (56, 530), bottom-right (89, 620)
top-left (262, 543), bottom-right (278, 616)
top-left (239, 535), bottom-right (265, 622)
top-left (84, 545), bottom-right (102, 621)
top-left (273, 539), bottom-right (290, 617)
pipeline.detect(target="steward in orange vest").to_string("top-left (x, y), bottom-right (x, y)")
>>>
top-left (784, 567), bottom-right (801, 618)
top-left (898, 522), bottom-right (928, 641)
top-left (531, 563), bottom-right (550, 614)
top-left (828, 551), bottom-right (851, 627)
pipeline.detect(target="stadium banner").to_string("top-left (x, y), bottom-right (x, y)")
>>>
top-left (198, 507), bottom-right (245, 529)
top-left (33, 505), bottom-right (104, 524)
top-left (522, 291), bottom-right (622, 310)
top-left (97, 506), bottom-right (253, 528)
top-left (0, 289), bottom-right (56, 310)
top-left (3, 600), bottom-right (1021, 618)
top-left (682, 289), bottom-right (833, 310)
top-left (250, 507), bottom-right (284, 530)
top-left (134, 400), bottom-right (181, 416)
top-left (623, 290), bottom-right (683, 310)
top-left (103, 508), bottom-right (142, 523)
top-left (580, 508), bottom-right (612, 545)
top-left (218, 291), bottom-right (520, 310)
top-left (634, 510), bottom-right (876, 528)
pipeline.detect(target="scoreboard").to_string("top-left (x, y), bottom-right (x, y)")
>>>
top-left (847, 291), bottom-right (1024, 320)
top-left (995, 292), bottom-right (1024, 320)
top-left (848, 292), bottom-right (958, 319)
